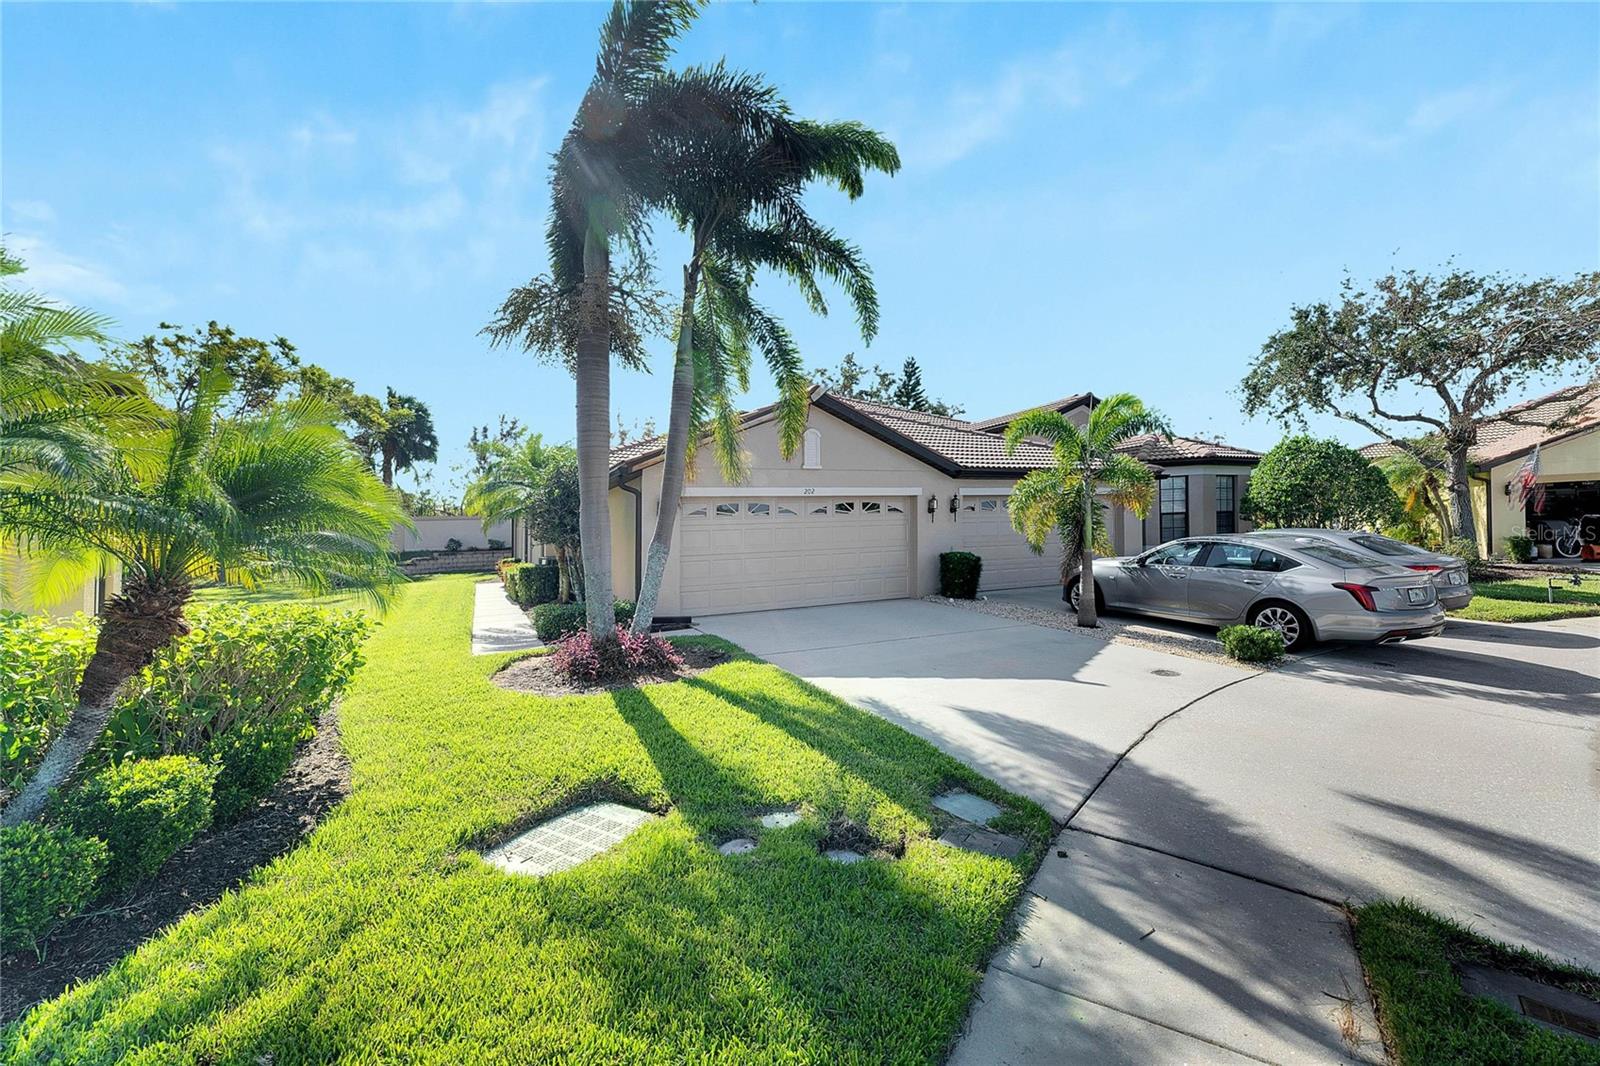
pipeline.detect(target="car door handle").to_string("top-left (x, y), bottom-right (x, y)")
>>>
top-left (1242, 578), bottom-right (1266, 586)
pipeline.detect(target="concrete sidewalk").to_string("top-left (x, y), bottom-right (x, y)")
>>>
top-left (470, 579), bottom-right (542, 655)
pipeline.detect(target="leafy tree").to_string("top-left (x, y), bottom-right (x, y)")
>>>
top-left (1003, 394), bottom-right (1166, 627)
top-left (612, 414), bottom-right (658, 447)
top-left (464, 434), bottom-right (583, 601)
top-left (631, 68), bottom-right (898, 632)
top-left (892, 357), bottom-right (929, 410)
top-left (1, 369), bottom-right (405, 825)
top-left (487, 0), bottom-right (697, 640)
top-left (1242, 436), bottom-right (1401, 530)
top-left (812, 352), bottom-right (962, 417)
top-left (352, 388), bottom-right (439, 488)
top-left (467, 415), bottom-right (525, 477)
top-left (1241, 268), bottom-right (1600, 545)
top-left (115, 322), bottom-right (303, 417)
top-left (1375, 445), bottom-right (1450, 546)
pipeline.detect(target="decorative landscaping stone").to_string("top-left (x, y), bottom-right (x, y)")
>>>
top-left (932, 790), bottom-right (1003, 826)
top-left (824, 849), bottom-right (866, 865)
top-left (484, 802), bottom-right (656, 877)
top-left (758, 809), bottom-right (802, 829)
top-left (936, 824), bottom-right (1025, 860)
top-left (718, 837), bottom-right (757, 856)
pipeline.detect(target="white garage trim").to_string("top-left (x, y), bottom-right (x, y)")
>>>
top-left (682, 486), bottom-right (924, 497)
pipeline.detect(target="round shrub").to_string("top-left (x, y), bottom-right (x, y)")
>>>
top-left (551, 629), bottom-right (685, 686)
top-left (531, 600), bottom-right (636, 643)
top-left (939, 552), bottom-right (983, 599)
top-left (60, 755), bottom-right (218, 889)
top-left (1, 823), bottom-right (108, 952)
top-left (202, 718), bottom-right (311, 822)
top-left (1218, 624), bottom-right (1286, 664)
top-left (1503, 534), bottom-right (1534, 564)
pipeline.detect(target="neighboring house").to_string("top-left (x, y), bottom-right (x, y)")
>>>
top-left (607, 389), bottom-right (1260, 618)
top-left (391, 515), bottom-right (514, 554)
top-left (1360, 383), bottom-right (1600, 557)
top-left (0, 547), bottom-right (120, 620)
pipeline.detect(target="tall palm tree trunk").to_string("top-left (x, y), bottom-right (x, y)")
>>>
top-left (632, 263), bottom-right (700, 634)
top-left (575, 228), bottom-right (616, 639)
top-left (1078, 482), bottom-right (1099, 628)
top-left (2, 580), bottom-right (190, 825)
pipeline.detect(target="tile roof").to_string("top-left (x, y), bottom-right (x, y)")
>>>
top-left (1356, 382), bottom-right (1600, 468)
top-left (1115, 433), bottom-right (1263, 465)
top-left (826, 394), bottom-right (1057, 473)
top-left (609, 434), bottom-right (669, 468)
top-left (968, 393), bottom-right (1095, 433)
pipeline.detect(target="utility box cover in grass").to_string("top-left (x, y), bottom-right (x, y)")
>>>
top-left (484, 802), bottom-right (656, 877)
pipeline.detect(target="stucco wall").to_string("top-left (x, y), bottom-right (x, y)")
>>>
top-left (392, 516), bottom-right (513, 553)
top-left (1479, 430), bottom-right (1600, 555)
top-left (612, 406), bottom-right (1256, 616)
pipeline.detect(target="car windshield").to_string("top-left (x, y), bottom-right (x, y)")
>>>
top-left (1296, 544), bottom-right (1379, 567)
top-left (1350, 534), bottom-right (1425, 558)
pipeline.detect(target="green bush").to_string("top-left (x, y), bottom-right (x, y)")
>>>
top-left (1, 611), bottom-right (96, 791)
top-left (0, 823), bottom-right (108, 952)
top-left (504, 561), bottom-right (560, 607)
top-left (60, 755), bottom-right (217, 889)
top-left (1442, 536), bottom-right (1494, 580)
top-left (1503, 534), bottom-right (1535, 564)
top-left (531, 600), bottom-right (636, 642)
top-left (939, 552), bottom-right (983, 599)
top-left (104, 603), bottom-right (371, 821)
top-left (1218, 625), bottom-right (1286, 663)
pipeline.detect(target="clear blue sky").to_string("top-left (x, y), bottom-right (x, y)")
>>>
top-left (5, 2), bottom-right (1597, 496)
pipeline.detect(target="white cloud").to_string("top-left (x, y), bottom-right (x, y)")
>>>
top-left (1408, 83), bottom-right (1508, 132)
top-left (5, 199), bottom-right (56, 226)
top-left (6, 233), bottom-right (174, 312)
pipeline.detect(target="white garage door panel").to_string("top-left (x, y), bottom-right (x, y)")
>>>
top-left (959, 495), bottom-right (1064, 590)
top-left (679, 496), bottom-right (912, 615)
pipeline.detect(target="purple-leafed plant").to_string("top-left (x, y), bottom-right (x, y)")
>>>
top-left (550, 629), bottom-right (685, 686)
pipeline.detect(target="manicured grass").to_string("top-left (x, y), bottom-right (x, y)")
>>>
top-left (1451, 576), bottom-right (1600, 623)
top-left (1355, 900), bottom-right (1600, 1065)
top-left (190, 582), bottom-right (373, 611)
top-left (4, 574), bottom-right (1052, 1063)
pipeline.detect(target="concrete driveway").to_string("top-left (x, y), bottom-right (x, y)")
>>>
top-left (698, 598), bottom-right (1600, 1063)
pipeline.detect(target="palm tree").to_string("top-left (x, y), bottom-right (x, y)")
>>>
top-left (630, 68), bottom-right (899, 632)
top-left (544, 0), bottom-right (698, 640)
top-left (463, 433), bottom-right (581, 601)
top-left (1003, 394), bottom-right (1169, 627)
top-left (1375, 448), bottom-right (1450, 546)
top-left (353, 388), bottom-right (438, 488)
top-left (0, 368), bottom-right (405, 824)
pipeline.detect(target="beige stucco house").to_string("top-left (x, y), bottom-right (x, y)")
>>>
top-left (598, 390), bottom-right (1260, 618)
top-left (1362, 383), bottom-right (1600, 558)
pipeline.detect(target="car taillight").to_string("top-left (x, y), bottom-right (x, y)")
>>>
top-left (1334, 582), bottom-right (1378, 611)
top-left (1405, 564), bottom-right (1442, 572)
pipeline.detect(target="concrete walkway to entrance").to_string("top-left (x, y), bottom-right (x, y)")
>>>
top-left (697, 598), bottom-right (1600, 1063)
top-left (470, 579), bottom-right (542, 655)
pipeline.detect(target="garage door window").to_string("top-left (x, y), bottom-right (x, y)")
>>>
top-left (777, 503), bottom-right (798, 516)
top-left (886, 502), bottom-right (903, 513)
top-left (862, 501), bottom-right (881, 514)
top-left (746, 502), bottom-right (770, 516)
top-left (979, 499), bottom-right (999, 512)
top-left (715, 502), bottom-right (739, 517)
top-left (834, 501), bottom-right (856, 514)
top-left (810, 502), bottom-right (828, 515)
top-left (687, 505), bottom-right (707, 517)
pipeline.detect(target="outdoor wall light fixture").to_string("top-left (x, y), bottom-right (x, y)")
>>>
top-left (927, 494), bottom-right (938, 522)
top-left (950, 494), bottom-right (961, 519)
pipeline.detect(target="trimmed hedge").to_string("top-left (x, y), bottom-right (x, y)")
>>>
top-left (531, 601), bottom-right (636, 643)
top-left (1218, 624), bottom-right (1286, 663)
top-left (0, 823), bottom-right (108, 952)
top-left (1, 611), bottom-right (96, 791)
top-left (939, 552), bottom-right (983, 599)
top-left (59, 755), bottom-right (217, 889)
top-left (503, 561), bottom-right (560, 608)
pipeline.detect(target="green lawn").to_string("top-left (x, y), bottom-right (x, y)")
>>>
top-left (4, 574), bottom-right (1052, 1064)
top-left (1451, 576), bottom-right (1600, 623)
top-left (1355, 900), bottom-right (1600, 1064)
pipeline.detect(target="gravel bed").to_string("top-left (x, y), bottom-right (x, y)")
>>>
top-left (924, 594), bottom-right (1275, 669)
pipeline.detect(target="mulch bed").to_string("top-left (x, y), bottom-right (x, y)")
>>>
top-left (492, 643), bottom-right (732, 696)
top-left (0, 706), bottom-right (352, 1023)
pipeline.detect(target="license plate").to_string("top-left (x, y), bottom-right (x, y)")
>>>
top-left (1446, 571), bottom-right (1465, 585)
top-left (1406, 587), bottom-right (1430, 604)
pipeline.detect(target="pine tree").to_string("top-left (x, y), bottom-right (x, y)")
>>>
top-left (892, 356), bottom-right (930, 410)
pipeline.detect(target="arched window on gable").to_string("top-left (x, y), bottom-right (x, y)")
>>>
top-left (802, 428), bottom-right (822, 469)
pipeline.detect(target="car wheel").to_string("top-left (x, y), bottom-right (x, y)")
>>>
top-left (1065, 578), bottom-right (1104, 614)
top-left (1248, 602), bottom-right (1310, 651)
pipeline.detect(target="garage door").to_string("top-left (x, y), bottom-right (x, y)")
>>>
top-left (958, 494), bottom-right (1064, 590)
top-left (678, 495), bottom-right (913, 615)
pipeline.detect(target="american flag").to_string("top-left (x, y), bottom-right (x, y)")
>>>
top-left (1512, 444), bottom-right (1545, 512)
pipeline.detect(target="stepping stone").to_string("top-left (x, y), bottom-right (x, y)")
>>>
top-left (823, 849), bottom-right (866, 865)
top-left (758, 809), bottom-right (802, 829)
top-left (718, 837), bottom-right (757, 856)
top-left (937, 824), bottom-right (1025, 860)
top-left (484, 802), bottom-right (655, 877)
top-left (932, 790), bottom-right (1003, 826)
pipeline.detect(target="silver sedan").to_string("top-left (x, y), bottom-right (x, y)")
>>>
top-left (1244, 529), bottom-right (1473, 610)
top-left (1065, 535), bottom-right (1446, 651)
